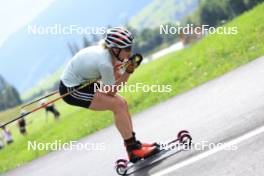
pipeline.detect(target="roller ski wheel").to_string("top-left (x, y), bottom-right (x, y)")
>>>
top-left (179, 134), bottom-right (192, 147)
top-left (115, 159), bottom-right (128, 175)
top-left (177, 130), bottom-right (190, 139)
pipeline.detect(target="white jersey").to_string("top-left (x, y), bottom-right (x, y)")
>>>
top-left (61, 45), bottom-right (115, 87)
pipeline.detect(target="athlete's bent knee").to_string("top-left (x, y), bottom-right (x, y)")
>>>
top-left (111, 96), bottom-right (128, 112)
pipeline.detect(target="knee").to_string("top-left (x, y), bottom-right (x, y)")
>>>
top-left (111, 96), bottom-right (128, 112)
top-left (118, 96), bottom-right (128, 107)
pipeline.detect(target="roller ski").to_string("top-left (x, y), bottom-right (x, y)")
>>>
top-left (115, 130), bottom-right (192, 175)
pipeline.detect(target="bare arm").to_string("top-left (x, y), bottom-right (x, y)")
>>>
top-left (101, 54), bottom-right (142, 96)
top-left (107, 72), bottom-right (130, 96)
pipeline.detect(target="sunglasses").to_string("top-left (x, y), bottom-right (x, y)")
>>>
top-left (123, 46), bottom-right (132, 52)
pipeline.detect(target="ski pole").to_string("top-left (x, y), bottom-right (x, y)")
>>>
top-left (1, 81), bottom-right (94, 128)
top-left (2, 53), bottom-right (143, 128)
top-left (20, 90), bottom-right (59, 109)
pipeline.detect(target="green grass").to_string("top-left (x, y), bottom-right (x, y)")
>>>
top-left (1, 3), bottom-right (264, 173)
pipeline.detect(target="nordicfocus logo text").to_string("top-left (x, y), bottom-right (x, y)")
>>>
top-left (94, 82), bottom-right (172, 93)
top-left (159, 141), bottom-right (238, 151)
top-left (28, 140), bottom-right (105, 151)
top-left (160, 24), bottom-right (238, 35)
top-left (27, 24), bottom-right (106, 35)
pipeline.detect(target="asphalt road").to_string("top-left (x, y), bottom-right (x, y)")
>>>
top-left (3, 56), bottom-right (264, 176)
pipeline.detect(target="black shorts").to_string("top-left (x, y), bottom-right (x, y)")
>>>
top-left (59, 81), bottom-right (99, 108)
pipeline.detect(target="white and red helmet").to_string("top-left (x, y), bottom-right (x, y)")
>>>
top-left (105, 27), bottom-right (134, 49)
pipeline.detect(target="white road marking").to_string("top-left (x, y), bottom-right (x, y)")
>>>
top-left (152, 125), bottom-right (264, 176)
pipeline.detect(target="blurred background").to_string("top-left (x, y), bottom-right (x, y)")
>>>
top-left (0, 0), bottom-right (263, 109)
top-left (0, 0), bottom-right (264, 174)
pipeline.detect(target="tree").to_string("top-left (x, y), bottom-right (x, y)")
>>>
top-left (83, 36), bottom-right (91, 48)
top-left (244, 0), bottom-right (264, 9)
top-left (199, 0), bottom-right (230, 26)
top-left (228, 0), bottom-right (247, 15)
top-left (0, 75), bottom-right (22, 111)
top-left (67, 41), bottom-right (80, 56)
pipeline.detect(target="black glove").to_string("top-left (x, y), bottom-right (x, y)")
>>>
top-left (125, 53), bottom-right (143, 74)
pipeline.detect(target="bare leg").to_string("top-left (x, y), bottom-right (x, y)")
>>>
top-left (89, 91), bottom-right (133, 139)
top-left (115, 94), bottom-right (133, 131)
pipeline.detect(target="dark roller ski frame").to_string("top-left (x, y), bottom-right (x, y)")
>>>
top-left (115, 130), bottom-right (192, 176)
